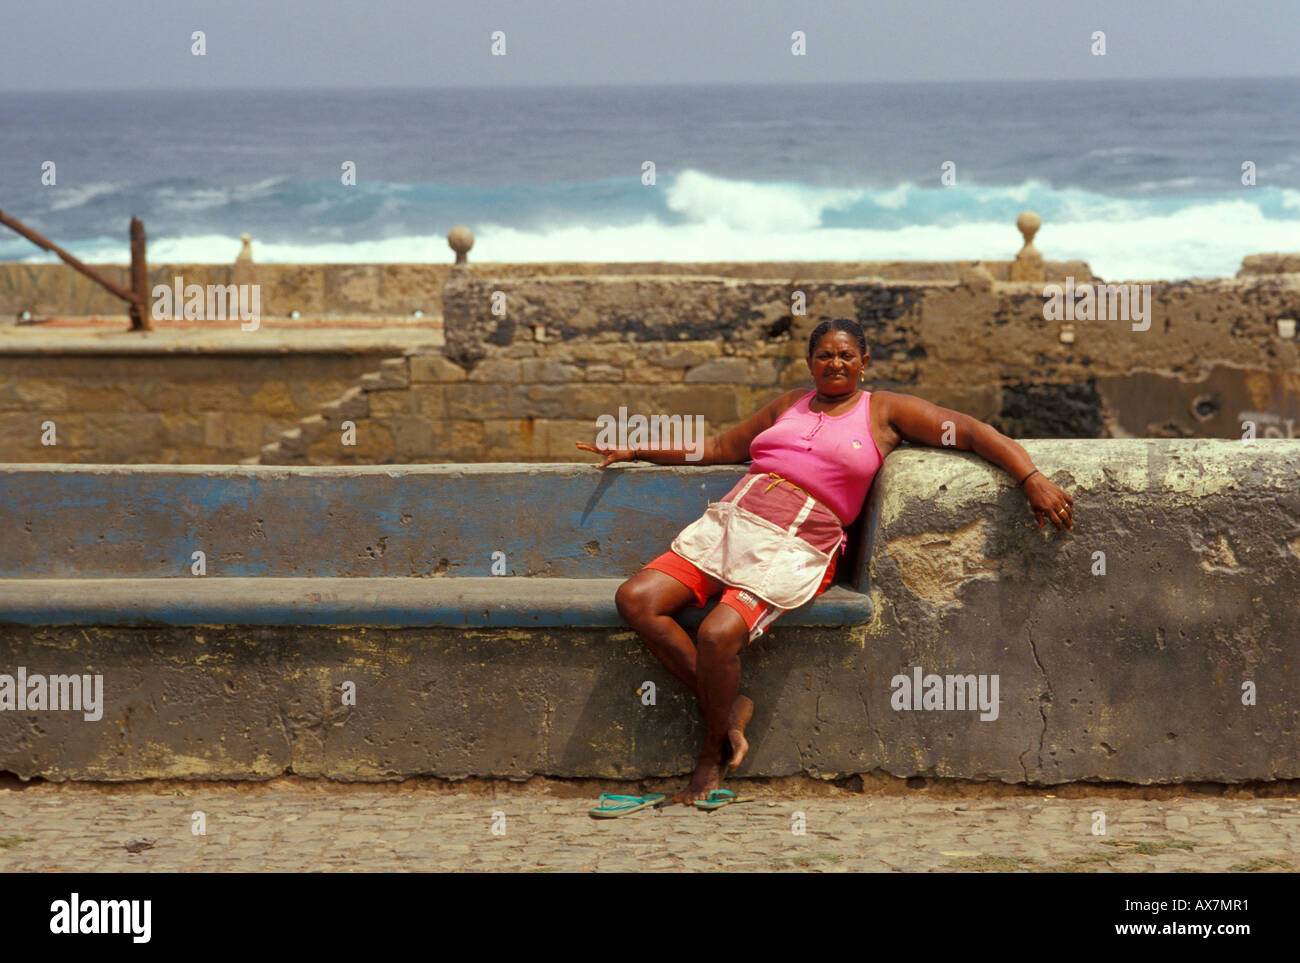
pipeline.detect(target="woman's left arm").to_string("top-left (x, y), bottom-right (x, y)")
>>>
top-left (881, 391), bottom-right (1074, 532)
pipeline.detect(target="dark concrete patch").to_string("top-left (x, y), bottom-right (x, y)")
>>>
top-left (997, 379), bottom-right (1105, 437)
top-left (1095, 364), bottom-right (1300, 440)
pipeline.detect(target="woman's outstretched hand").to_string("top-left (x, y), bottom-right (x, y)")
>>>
top-left (575, 440), bottom-right (635, 468)
top-left (1024, 473), bottom-right (1073, 531)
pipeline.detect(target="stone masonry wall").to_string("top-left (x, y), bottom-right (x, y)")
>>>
top-left (2, 264), bottom-right (1297, 467)
top-left (0, 352), bottom-right (384, 464)
top-left (0, 258), bottom-right (1097, 320)
top-left (258, 270), bottom-right (1300, 465)
top-left (0, 263), bottom-right (445, 320)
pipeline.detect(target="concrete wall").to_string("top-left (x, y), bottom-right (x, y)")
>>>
top-left (1, 440), bottom-right (1296, 784)
top-left (0, 463), bottom-right (744, 580)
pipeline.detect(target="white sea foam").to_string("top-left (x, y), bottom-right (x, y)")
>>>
top-left (6, 205), bottom-right (1294, 281)
top-left (445, 200), bottom-right (1300, 281)
top-left (5, 173), bottom-right (1297, 281)
top-left (154, 187), bottom-right (231, 213)
top-left (48, 182), bottom-right (119, 212)
top-left (663, 170), bottom-right (866, 232)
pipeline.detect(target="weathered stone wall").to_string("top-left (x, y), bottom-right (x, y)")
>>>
top-left (0, 258), bottom-right (1097, 320)
top-left (1238, 253), bottom-right (1300, 277)
top-left (2, 263), bottom-right (1297, 466)
top-left (0, 348), bottom-right (393, 464)
top-left (261, 270), bottom-right (1300, 465)
top-left (0, 263), bottom-right (446, 319)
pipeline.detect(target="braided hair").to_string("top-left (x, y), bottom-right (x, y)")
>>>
top-left (807, 318), bottom-right (868, 358)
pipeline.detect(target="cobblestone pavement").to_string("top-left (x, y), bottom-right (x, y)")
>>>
top-left (0, 778), bottom-right (1295, 872)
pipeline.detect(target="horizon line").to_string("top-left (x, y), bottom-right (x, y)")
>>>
top-left (3, 73), bottom-right (1299, 95)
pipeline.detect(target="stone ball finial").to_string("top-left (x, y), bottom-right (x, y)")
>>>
top-left (1016, 211), bottom-right (1041, 252)
top-left (236, 233), bottom-right (253, 263)
top-left (1009, 211), bottom-right (1045, 282)
top-left (448, 226), bottom-right (474, 264)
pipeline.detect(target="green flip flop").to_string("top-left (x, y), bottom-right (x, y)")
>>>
top-left (588, 793), bottom-right (666, 818)
top-left (692, 789), bottom-right (755, 811)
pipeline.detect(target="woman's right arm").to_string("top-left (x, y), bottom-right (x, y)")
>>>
top-left (576, 389), bottom-right (805, 467)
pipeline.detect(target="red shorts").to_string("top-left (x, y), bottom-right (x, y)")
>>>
top-left (642, 549), bottom-right (838, 644)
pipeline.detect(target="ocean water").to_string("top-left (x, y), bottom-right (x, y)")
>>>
top-left (1, 79), bottom-right (1297, 279)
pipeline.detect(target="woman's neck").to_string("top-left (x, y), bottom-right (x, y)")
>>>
top-left (810, 387), bottom-right (862, 411)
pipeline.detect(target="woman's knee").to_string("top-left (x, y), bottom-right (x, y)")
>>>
top-left (617, 570), bottom-right (695, 626)
top-left (615, 576), bottom-right (654, 623)
top-left (697, 611), bottom-right (747, 659)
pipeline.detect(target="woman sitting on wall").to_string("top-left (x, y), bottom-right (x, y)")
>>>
top-left (576, 318), bottom-right (1074, 804)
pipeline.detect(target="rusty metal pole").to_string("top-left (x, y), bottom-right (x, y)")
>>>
top-left (0, 207), bottom-right (139, 305)
top-left (129, 217), bottom-right (150, 331)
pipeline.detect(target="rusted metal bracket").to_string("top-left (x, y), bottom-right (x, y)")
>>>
top-left (0, 207), bottom-right (151, 331)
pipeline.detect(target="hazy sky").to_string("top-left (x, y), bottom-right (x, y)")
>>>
top-left (1, 0), bottom-right (1296, 91)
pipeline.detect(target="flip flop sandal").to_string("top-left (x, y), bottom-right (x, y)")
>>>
top-left (588, 793), bottom-right (666, 818)
top-left (692, 789), bottom-right (755, 811)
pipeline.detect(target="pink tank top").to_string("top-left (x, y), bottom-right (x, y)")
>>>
top-left (749, 390), bottom-right (884, 525)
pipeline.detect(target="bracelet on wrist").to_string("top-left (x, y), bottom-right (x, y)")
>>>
top-left (1018, 468), bottom-right (1039, 487)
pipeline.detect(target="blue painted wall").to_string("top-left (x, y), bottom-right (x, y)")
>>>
top-left (0, 464), bottom-right (868, 583)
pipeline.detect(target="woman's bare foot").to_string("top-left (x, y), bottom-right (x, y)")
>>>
top-left (673, 747), bottom-right (726, 804)
top-left (726, 728), bottom-right (749, 772)
top-left (725, 695), bottom-right (754, 770)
